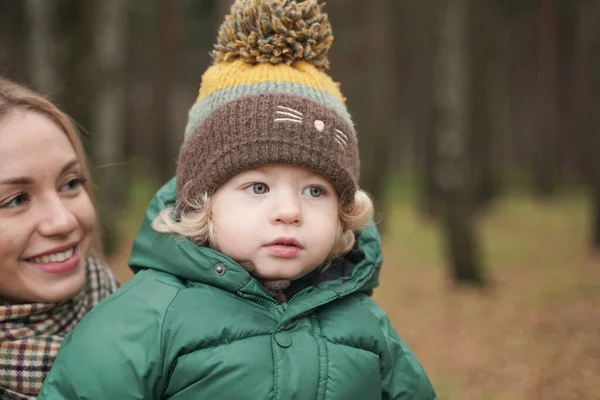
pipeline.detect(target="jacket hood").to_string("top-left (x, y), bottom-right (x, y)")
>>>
top-left (128, 178), bottom-right (383, 301)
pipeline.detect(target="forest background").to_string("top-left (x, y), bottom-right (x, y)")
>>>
top-left (2, 1), bottom-right (599, 398)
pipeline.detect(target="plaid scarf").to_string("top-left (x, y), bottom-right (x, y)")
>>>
top-left (0, 256), bottom-right (119, 399)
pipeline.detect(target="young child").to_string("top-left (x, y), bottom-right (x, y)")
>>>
top-left (40, 0), bottom-right (436, 398)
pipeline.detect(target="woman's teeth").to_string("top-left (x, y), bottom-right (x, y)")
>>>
top-left (31, 248), bottom-right (74, 264)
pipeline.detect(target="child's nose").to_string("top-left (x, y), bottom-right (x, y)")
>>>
top-left (271, 191), bottom-right (302, 225)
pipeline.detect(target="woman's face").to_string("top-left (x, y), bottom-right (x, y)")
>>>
top-left (0, 110), bottom-right (95, 304)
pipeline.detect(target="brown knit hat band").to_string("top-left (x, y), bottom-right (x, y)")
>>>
top-left (176, 93), bottom-right (359, 210)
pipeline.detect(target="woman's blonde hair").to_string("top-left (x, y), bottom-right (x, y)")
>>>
top-left (153, 188), bottom-right (374, 267)
top-left (0, 77), bottom-right (103, 255)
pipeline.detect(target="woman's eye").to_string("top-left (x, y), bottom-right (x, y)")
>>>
top-left (61, 177), bottom-right (86, 192)
top-left (303, 186), bottom-right (324, 198)
top-left (246, 183), bottom-right (269, 195)
top-left (0, 193), bottom-right (29, 209)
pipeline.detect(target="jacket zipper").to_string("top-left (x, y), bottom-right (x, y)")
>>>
top-left (287, 286), bottom-right (313, 303)
top-left (240, 293), bottom-right (285, 317)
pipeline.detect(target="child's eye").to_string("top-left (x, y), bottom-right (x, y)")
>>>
top-left (245, 183), bottom-right (269, 195)
top-left (60, 177), bottom-right (87, 192)
top-left (303, 186), bottom-right (324, 198)
top-left (0, 193), bottom-right (30, 209)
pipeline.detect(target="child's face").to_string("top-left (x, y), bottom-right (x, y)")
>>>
top-left (211, 164), bottom-right (340, 281)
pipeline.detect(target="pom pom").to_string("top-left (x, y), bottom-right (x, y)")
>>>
top-left (212, 0), bottom-right (333, 70)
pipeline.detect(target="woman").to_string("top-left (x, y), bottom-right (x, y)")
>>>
top-left (0, 77), bottom-right (119, 399)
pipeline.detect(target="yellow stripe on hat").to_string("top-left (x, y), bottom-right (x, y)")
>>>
top-left (195, 59), bottom-right (346, 105)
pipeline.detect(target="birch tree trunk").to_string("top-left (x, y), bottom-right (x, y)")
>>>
top-left (92, 0), bottom-right (127, 254)
top-left (435, 0), bottom-right (485, 285)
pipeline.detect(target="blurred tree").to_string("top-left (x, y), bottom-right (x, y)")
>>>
top-left (557, 0), bottom-right (577, 174)
top-left (125, 0), bottom-right (155, 178)
top-left (412, 0), bottom-right (497, 219)
top-left (403, 0), bottom-right (440, 217)
top-left (24, 0), bottom-right (58, 100)
top-left (509, 3), bottom-right (538, 173)
top-left (489, 0), bottom-right (513, 186)
top-left (92, 0), bottom-right (128, 254)
top-left (153, 0), bottom-right (184, 181)
top-left (435, 0), bottom-right (485, 285)
top-left (468, 0), bottom-right (497, 208)
top-left (356, 0), bottom-right (394, 230)
top-left (57, 1), bottom-right (95, 130)
top-left (533, 0), bottom-right (559, 196)
top-left (0, 1), bottom-right (27, 83)
top-left (327, 0), bottom-right (392, 229)
top-left (576, 0), bottom-right (600, 251)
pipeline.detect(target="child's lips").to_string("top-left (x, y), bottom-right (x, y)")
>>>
top-left (265, 237), bottom-right (304, 248)
top-left (264, 244), bottom-right (303, 258)
top-left (264, 237), bottom-right (304, 258)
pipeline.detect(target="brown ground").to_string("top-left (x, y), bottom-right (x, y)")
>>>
top-left (110, 193), bottom-right (600, 400)
top-left (373, 195), bottom-right (600, 400)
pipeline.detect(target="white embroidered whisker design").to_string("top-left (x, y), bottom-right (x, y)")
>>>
top-left (334, 129), bottom-right (348, 148)
top-left (275, 106), bottom-right (303, 124)
top-left (334, 137), bottom-right (347, 149)
top-left (277, 105), bottom-right (303, 116)
top-left (275, 118), bottom-right (303, 123)
top-left (276, 111), bottom-right (303, 119)
top-left (335, 129), bottom-right (348, 141)
top-left (335, 132), bottom-right (348, 143)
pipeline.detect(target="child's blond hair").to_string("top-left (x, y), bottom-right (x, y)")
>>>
top-left (153, 188), bottom-right (374, 267)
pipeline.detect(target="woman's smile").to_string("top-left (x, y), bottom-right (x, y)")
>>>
top-left (0, 110), bottom-right (96, 303)
top-left (23, 243), bottom-right (80, 274)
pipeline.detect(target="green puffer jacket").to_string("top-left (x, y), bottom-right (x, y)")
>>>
top-left (40, 179), bottom-right (436, 400)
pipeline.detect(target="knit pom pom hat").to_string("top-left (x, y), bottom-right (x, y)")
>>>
top-left (176, 0), bottom-right (359, 211)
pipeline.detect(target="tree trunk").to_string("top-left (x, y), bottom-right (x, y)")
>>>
top-left (532, 0), bottom-right (559, 196)
top-left (125, 0), bottom-right (153, 176)
top-left (468, 0), bottom-right (497, 208)
top-left (0, 2), bottom-right (27, 83)
top-left (581, 1), bottom-right (600, 251)
top-left (153, 0), bottom-right (183, 181)
top-left (357, 0), bottom-right (394, 230)
top-left (593, 186), bottom-right (600, 251)
top-left (61, 2), bottom-right (96, 150)
top-left (92, 0), bottom-right (128, 254)
top-left (575, 0), bottom-right (600, 251)
top-left (409, 0), bottom-right (440, 218)
top-left (435, 0), bottom-right (485, 285)
top-left (556, 0), bottom-right (577, 177)
top-left (510, 7), bottom-right (538, 170)
top-left (443, 193), bottom-right (483, 282)
top-left (24, 0), bottom-right (58, 99)
top-left (489, 8), bottom-right (512, 184)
